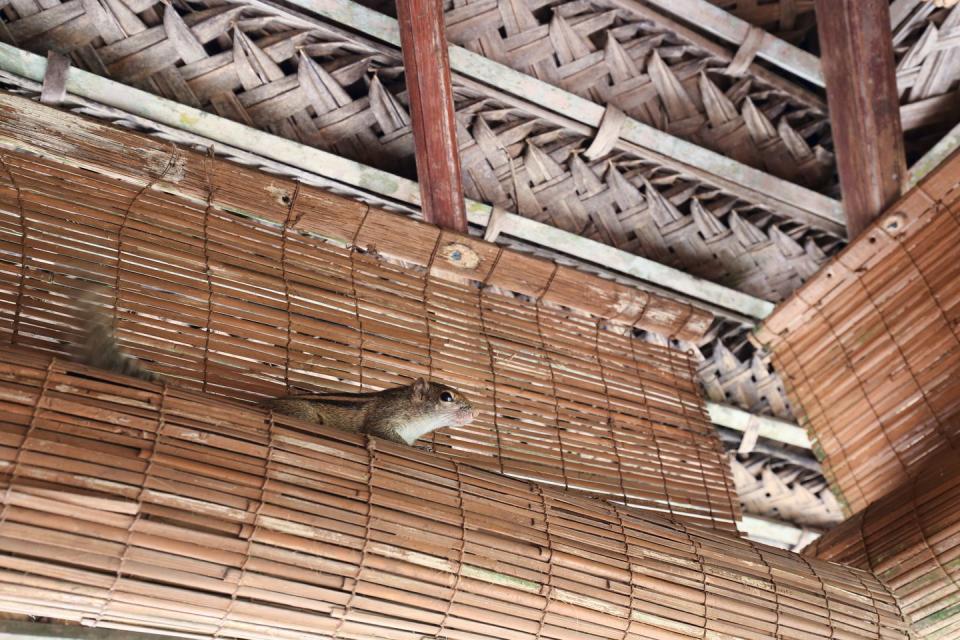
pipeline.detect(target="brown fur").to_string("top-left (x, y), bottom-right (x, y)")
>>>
top-left (267, 379), bottom-right (476, 445)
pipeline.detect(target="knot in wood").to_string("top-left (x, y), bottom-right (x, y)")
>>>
top-left (439, 242), bottom-right (480, 270)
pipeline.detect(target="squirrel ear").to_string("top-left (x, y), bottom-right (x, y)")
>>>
top-left (412, 377), bottom-right (428, 400)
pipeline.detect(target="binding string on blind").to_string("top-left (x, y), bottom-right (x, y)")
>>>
top-left (627, 326), bottom-right (676, 521)
top-left (478, 247), bottom-right (507, 474)
top-left (279, 182), bottom-right (302, 394)
top-left (795, 553), bottom-right (838, 637)
top-left (0, 153), bottom-right (26, 345)
top-left (93, 381), bottom-right (170, 629)
top-left (593, 319), bottom-right (629, 507)
top-left (665, 337), bottom-right (704, 524)
top-left (809, 302), bottom-right (910, 475)
top-left (214, 404), bottom-right (274, 638)
top-left (200, 150), bottom-right (217, 394)
top-left (774, 338), bottom-right (870, 509)
top-left (533, 481), bottom-right (555, 640)
top-left (436, 460), bottom-right (467, 639)
top-left (422, 232), bottom-right (443, 450)
top-left (348, 205), bottom-right (373, 392)
top-left (0, 357), bottom-right (56, 530)
top-left (533, 264), bottom-right (568, 490)
top-left (333, 436), bottom-right (378, 639)
top-left (854, 275), bottom-right (958, 450)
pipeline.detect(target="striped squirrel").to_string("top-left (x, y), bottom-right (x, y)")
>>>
top-left (75, 293), bottom-right (477, 445)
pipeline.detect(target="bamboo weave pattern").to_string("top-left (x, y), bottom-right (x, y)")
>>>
top-left (708, 0), bottom-right (816, 43)
top-left (0, 93), bottom-right (739, 530)
top-left (0, 0), bottom-right (839, 301)
top-left (438, 0), bottom-right (833, 189)
top-left (806, 453), bottom-right (960, 640)
top-left (0, 346), bottom-right (910, 640)
top-left (757, 150), bottom-right (960, 515)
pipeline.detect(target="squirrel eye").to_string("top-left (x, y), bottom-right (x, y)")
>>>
top-left (440, 391), bottom-right (455, 402)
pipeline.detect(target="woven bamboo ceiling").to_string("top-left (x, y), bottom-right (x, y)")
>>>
top-left (0, 0), bottom-right (956, 543)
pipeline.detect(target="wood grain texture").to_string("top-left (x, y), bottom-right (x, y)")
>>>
top-left (396, 0), bottom-right (467, 231)
top-left (815, 0), bottom-right (907, 239)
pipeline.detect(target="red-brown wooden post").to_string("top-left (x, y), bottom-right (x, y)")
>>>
top-left (396, 0), bottom-right (468, 232)
top-left (814, 0), bottom-right (907, 240)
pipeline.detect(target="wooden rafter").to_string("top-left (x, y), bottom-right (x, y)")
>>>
top-left (396, 0), bottom-right (466, 232)
top-left (815, 0), bottom-right (907, 239)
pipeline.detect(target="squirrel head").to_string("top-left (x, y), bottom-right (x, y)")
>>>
top-left (409, 378), bottom-right (478, 428)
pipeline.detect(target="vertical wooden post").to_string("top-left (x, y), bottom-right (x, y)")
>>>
top-left (814, 0), bottom-right (906, 240)
top-left (396, 0), bottom-right (468, 232)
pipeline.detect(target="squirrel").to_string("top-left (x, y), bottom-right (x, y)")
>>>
top-left (73, 292), bottom-right (477, 446)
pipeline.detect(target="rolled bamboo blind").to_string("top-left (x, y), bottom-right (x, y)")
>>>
top-left (805, 453), bottom-right (960, 640)
top-left (756, 150), bottom-right (960, 515)
top-left (0, 93), bottom-right (737, 530)
top-left (0, 346), bottom-right (910, 640)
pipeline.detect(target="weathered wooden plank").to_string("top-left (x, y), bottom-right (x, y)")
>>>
top-left (815, 0), bottom-right (907, 239)
top-left (396, 0), bottom-right (466, 232)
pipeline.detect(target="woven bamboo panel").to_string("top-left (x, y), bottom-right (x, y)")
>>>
top-left (805, 453), bottom-right (960, 639)
top-left (439, 0), bottom-right (833, 190)
top-left (0, 346), bottom-right (910, 639)
top-left (708, 1), bottom-right (816, 44)
top-left (729, 455), bottom-right (842, 530)
top-left (895, 3), bottom-right (960, 145)
top-left (756, 150), bottom-right (960, 515)
top-left (0, 0), bottom-right (839, 302)
top-left (0, 93), bottom-right (745, 531)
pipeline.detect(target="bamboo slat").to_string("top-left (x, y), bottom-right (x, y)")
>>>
top-left (0, 92), bottom-right (742, 530)
top-left (0, 346), bottom-right (910, 640)
top-left (805, 452), bottom-right (960, 639)
top-left (756, 149), bottom-right (960, 515)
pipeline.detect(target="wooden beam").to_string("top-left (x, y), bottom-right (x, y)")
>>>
top-left (706, 401), bottom-right (811, 449)
top-left (815, 0), bottom-right (907, 239)
top-left (739, 515), bottom-right (821, 550)
top-left (0, 43), bottom-right (774, 321)
top-left (396, 0), bottom-right (467, 232)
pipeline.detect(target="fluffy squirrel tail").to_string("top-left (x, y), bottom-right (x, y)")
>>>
top-left (76, 290), bottom-right (160, 383)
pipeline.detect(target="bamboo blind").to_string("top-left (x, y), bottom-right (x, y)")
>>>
top-left (0, 93), bottom-right (738, 530)
top-left (805, 453), bottom-right (960, 640)
top-left (756, 149), bottom-right (960, 515)
top-left (0, 346), bottom-right (910, 640)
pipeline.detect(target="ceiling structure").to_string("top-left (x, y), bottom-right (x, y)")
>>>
top-left (0, 0), bottom-right (956, 544)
